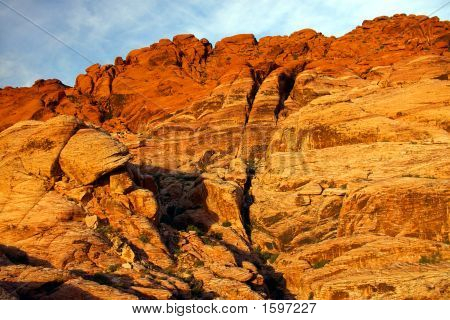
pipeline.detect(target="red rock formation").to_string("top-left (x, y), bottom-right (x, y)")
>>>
top-left (1, 14), bottom-right (449, 300)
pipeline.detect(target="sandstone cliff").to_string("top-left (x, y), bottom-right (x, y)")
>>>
top-left (0, 14), bottom-right (449, 299)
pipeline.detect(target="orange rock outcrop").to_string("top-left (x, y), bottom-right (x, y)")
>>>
top-left (0, 14), bottom-right (449, 299)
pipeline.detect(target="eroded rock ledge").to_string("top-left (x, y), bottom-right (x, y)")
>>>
top-left (1, 14), bottom-right (450, 299)
top-left (0, 116), bottom-right (268, 299)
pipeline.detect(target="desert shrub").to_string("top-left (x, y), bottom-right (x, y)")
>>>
top-left (172, 247), bottom-right (182, 256)
top-left (267, 253), bottom-right (279, 264)
top-left (190, 279), bottom-right (203, 297)
top-left (201, 237), bottom-right (214, 245)
top-left (210, 232), bottom-right (223, 241)
top-left (245, 158), bottom-right (257, 173)
top-left (255, 247), bottom-right (279, 264)
top-left (186, 225), bottom-right (204, 236)
top-left (139, 233), bottom-right (150, 243)
top-left (419, 252), bottom-right (441, 264)
top-left (264, 242), bottom-right (275, 250)
top-left (96, 225), bottom-right (114, 237)
top-left (193, 260), bottom-right (204, 268)
top-left (107, 264), bottom-right (120, 273)
top-left (312, 259), bottom-right (330, 269)
top-left (221, 221), bottom-right (232, 227)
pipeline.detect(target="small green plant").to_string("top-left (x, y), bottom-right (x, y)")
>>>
top-left (190, 279), bottom-right (203, 297)
top-left (193, 260), bottom-right (205, 268)
top-left (163, 267), bottom-right (177, 276)
top-left (419, 252), bottom-right (441, 264)
top-left (210, 232), bottom-right (223, 241)
top-left (172, 247), bottom-right (182, 256)
top-left (96, 224), bottom-right (113, 237)
top-left (139, 233), bottom-right (150, 243)
top-left (267, 253), bottom-right (279, 264)
top-left (312, 259), bottom-right (330, 269)
top-left (201, 237), bottom-right (214, 245)
top-left (264, 242), bottom-right (275, 250)
top-left (186, 225), bottom-right (204, 236)
top-left (107, 264), bottom-right (120, 273)
top-left (245, 158), bottom-right (257, 172)
top-left (402, 173), bottom-right (421, 178)
top-left (222, 221), bottom-right (232, 227)
top-left (255, 246), bottom-right (279, 264)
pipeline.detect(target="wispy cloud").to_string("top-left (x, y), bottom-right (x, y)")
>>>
top-left (0, 0), bottom-right (448, 87)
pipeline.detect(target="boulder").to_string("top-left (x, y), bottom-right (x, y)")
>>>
top-left (59, 128), bottom-right (130, 185)
top-left (0, 265), bottom-right (138, 300)
top-left (85, 215), bottom-right (99, 229)
top-left (0, 115), bottom-right (79, 178)
top-left (202, 178), bottom-right (243, 224)
top-left (110, 171), bottom-right (135, 194)
top-left (127, 189), bottom-right (159, 221)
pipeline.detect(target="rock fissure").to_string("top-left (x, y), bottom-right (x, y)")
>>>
top-left (274, 70), bottom-right (298, 124)
top-left (241, 165), bottom-right (255, 240)
top-left (1, 14), bottom-right (450, 300)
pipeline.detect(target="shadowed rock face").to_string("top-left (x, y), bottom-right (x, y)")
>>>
top-left (1, 14), bottom-right (450, 299)
top-left (0, 117), bottom-right (267, 300)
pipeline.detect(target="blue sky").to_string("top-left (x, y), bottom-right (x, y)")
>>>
top-left (0, 0), bottom-right (449, 87)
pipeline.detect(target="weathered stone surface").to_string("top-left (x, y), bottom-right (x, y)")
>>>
top-left (192, 268), bottom-right (264, 300)
top-left (85, 215), bottom-right (99, 229)
top-left (127, 189), bottom-right (159, 221)
top-left (297, 182), bottom-right (323, 195)
top-left (275, 236), bottom-right (450, 299)
top-left (0, 118), bottom-right (188, 299)
top-left (59, 128), bottom-right (130, 185)
top-left (0, 14), bottom-right (449, 300)
top-left (0, 265), bottom-right (138, 300)
top-left (202, 177), bottom-right (243, 225)
top-left (110, 171), bottom-right (135, 194)
top-left (209, 264), bottom-right (254, 282)
top-left (0, 115), bottom-right (79, 178)
top-left (338, 178), bottom-right (450, 241)
top-left (322, 188), bottom-right (347, 196)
